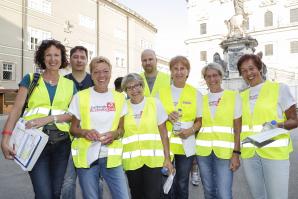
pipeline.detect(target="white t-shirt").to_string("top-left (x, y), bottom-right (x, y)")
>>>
top-left (207, 91), bottom-right (242, 119)
top-left (249, 82), bottom-right (295, 119)
top-left (171, 85), bottom-right (203, 118)
top-left (129, 97), bottom-right (168, 125)
top-left (68, 88), bottom-right (127, 158)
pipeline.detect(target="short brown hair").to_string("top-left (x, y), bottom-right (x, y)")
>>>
top-left (70, 46), bottom-right (88, 58)
top-left (169, 56), bottom-right (190, 71)
top-left (89, 56), bottom-right (112, 72)
top-left (237, 54), bottom-right (262, 75)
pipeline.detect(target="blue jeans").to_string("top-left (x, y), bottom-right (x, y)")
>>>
top-left (196, 152), bottom-right (233, 199)
top-left (77, 157), bottom-right (129, 199)
top-left (242, 154), bottom-right (289, 199)
top-left (172, 154), bottom-right (194, 199)
top-left (29, 139), bottom-right (70, 199)
top-left (61, 154), bottom-right (77, 199)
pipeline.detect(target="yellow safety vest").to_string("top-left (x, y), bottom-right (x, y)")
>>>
top-left (140, 71), bottom-right (170, 97)
top-left (122, 97), bottom-right (165, 170)
top-left (159, 84), bottom-right (197, 155)
top-left (71, 88), bottom-right (126, 168)
top-left (23, 73), bottom-right (74, 132)
top-left (241, 81), bottom-right (292, 160)
top-left (196, 90), bottom-right (236, 159)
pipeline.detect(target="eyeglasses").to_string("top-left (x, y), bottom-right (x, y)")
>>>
top-left (126, 83), bottom-right (142, 91)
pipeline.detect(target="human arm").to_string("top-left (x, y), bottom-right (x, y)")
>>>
top-left (230, 117), bottom-right (241, 172)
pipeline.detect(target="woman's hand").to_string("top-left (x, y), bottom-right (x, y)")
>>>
top-left (25, 117), bottom-right (52, 129)
top-left (177, 128), bottom-right (194, 139)
top-left (1, 136), bottom-right (16, 160)
top-left (168, 111), bottom-right (179, 124)
top-left (99, 132), bottom-right (114, 145)
top-left (163, 158), bottom-right (175, 175)
top-left (83, 129), bottom-right (101, 141)
top-left (229, 153), bottom-right (240, 172)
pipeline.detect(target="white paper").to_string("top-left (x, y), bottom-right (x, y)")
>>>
top-left (87, 142), bottom-right (101, 166)
top-left (9, 118), bottom-right (48, 171)
top-left (242, 128), bottom-right (288, 147)
top-left (163, 171), bottom-right (176, 194)
top-left (181, 122), bottom-right (196, 157)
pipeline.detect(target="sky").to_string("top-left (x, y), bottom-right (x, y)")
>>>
top-left (116, 0), bottom-right (188, 59)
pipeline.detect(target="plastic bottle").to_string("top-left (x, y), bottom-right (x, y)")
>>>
top-left (161, 167), bottom-right (169, 176)
top-left (173, 108), bottom-right (182, 135)
top-left (261, 120), bottom-right (277, 132)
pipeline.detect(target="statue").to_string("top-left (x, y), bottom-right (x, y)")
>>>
top-left (213, 52), bottom-right (228, 78)
top-left (225, 0), bottom-right (248, 38)
top-left (256, 51), bottom-right (267, 80)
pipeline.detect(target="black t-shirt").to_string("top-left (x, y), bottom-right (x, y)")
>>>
top-left (64, 73), bottom-right (94, 91)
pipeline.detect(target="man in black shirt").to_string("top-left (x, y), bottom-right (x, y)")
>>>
top-left (62, 46), bottom-right (94, 199)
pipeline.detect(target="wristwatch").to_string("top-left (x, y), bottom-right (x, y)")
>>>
top-left (233, 150), bottom-right (241, 155)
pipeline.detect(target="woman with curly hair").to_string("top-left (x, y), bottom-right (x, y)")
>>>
top-left (1, 39), bottom-right (76, 199)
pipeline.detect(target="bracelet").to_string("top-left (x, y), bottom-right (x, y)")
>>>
top-left (233, 150), bottom-right (241, 155)
top-left (2, 130), bottom-right (12, 135)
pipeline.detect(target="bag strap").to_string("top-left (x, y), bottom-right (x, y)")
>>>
top-left (21, 73), bottom-right (41, 116)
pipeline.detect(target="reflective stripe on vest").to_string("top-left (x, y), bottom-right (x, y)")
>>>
top-left (122, 97), bottom-right (165, 170)
top-left (196, 90), bottom-right (236, 159)
top-left (71, 88), bottom-right (125, 168)
top-left (240, 81), bottom-right (292, 160)
top-left (140, 72), bottom-right (170, 97)
top-left (159, 84), bottom-right (197, 155)
top-left (23, 73), bottom-right (73, 132)
top-left (122, 149), bottom-right (164, 159)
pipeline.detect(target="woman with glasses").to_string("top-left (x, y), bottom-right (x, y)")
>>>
top-left (121, 73), bottom-right (173, 199)
top-left (196, 62), bottom-right (241, 199)
top-left (159, 56), bottom-right (203, 199)
top-left (1, 39), bottom-right (75, 199)
top-left (68, 56), bottom-right (129, 199)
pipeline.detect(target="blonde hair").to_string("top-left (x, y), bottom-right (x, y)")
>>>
top-left (89, 56), bottom-right (112, 72)
top-left (169, 56), bottom-right (190, 71)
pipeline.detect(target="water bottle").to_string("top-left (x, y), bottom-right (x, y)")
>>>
top-left (161, 167), bottom-right (169, 176)
top-left (173, 108), bottom-right (182, 135)
top-left (261, 120), bottom-right (277, 132)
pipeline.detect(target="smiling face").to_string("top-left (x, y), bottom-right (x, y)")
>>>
top-left (44, 45), bottom-right (62, 71)
top-left (126, 80), bottom-right (144, 103)
top-left (204, 68), bottom-right (222, 92)
top-left (91, 62), bottom-right (111, 92)
top-left (239, 59), bottom-right (263, 87)
top-left (70, 49), bottom-right (88, 72)
top-left (171, 62), bottom-right (189, 87)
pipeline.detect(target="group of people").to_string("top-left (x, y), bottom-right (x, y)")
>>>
top-left (1, 38), bottom-right (297, 199)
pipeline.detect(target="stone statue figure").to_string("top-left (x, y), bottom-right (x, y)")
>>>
top-left (225, 0), bottom-right (248, 38)
top-left (256, 51), bottom-right (267, 80)
top-left (213, 52), bottom-right (228, 78)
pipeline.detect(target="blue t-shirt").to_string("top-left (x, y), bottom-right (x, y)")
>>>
top-left (64, 73), bottom-right (94, 91)
top-left (19, 74), bottom-right (77, 104)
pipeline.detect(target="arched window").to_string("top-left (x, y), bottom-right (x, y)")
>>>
top-left (264, 11), bottom-right (273, 27)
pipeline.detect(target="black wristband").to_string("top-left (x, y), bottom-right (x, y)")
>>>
top-left (233, 150), bottom-right (241, 155)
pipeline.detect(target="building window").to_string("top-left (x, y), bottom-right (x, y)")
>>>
top-left (79, 14), bottom-right (95, 30)
top-left (200, 51), bottom-right (207, 61)
top-left (28, 0), bottom-right (51, 14)
top-left (114, 51), bottom-right (126, 68)
top-left (79, 41), bottom-right (96, 60)
top-left (27, 27), bottom-right (51, 50)
top-left (265, 44), bottom-right (273, 56)
top-left (2, 63), bottom-right (15, 81)
top-left (200, 23), bottom-right (207, 35)
top-left (290, 41), bottom-right (298, 53)
top-left (290, 8), bottom-right (298, 23)
top-left (264, 11), bottom-right (273, 27)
